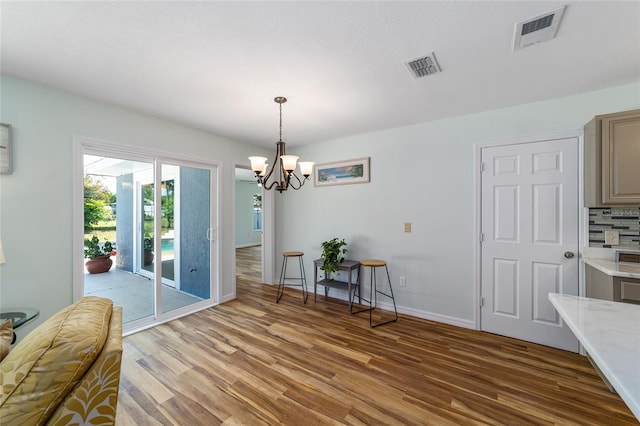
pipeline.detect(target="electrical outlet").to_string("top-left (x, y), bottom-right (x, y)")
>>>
top-left (400, 276), bottom-right (406, 287)
top-left (604, 230), bottom-right (620, 245)
top-left (404, 222), bottom-right (411, 233)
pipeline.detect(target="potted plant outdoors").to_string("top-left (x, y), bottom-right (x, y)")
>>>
top-left (84, 235), bottom-right (115, 274)
top-left (143, 237), bottom-right (154, 266)
top-left (320, 238), bottom-right (348, 280)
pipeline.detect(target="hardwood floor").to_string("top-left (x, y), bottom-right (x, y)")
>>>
top-left (235, 244), bottom-right (263, 283)
top-left (116, 246), bottom-right (638, 425)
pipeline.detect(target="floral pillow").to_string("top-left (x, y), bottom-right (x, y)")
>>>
top-left (0, 320), bottom-right (12, 361)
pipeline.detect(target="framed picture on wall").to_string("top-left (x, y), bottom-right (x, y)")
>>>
top-left (0, 123), bottom-right (12, 175)
top-left (314, 157), bottom-right (370, 187)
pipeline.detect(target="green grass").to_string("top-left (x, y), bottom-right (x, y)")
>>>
top-left (85, 220), bottom-right (116, 243)
top-left (84, 220), bottom-right (173, 244)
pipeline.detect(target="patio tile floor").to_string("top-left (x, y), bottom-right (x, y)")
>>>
top-left (84, 268), bottom-right (201, 324)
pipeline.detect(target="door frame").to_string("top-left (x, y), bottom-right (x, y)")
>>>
top-left (73, 136), bottom-right (222, 334)
top-left (134, 178), bottom-right (179, 288)
top-left (232, 162), bottom-right (275, 296)
top-left (473, 130), bottom-right (585, 330)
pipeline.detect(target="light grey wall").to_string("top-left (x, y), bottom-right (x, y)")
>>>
top-left (1, 72), bottom-right (638, 337)
top-left (235, 180), bottom-right (262, 247)
top-left (276, 83), bottom-right (640, 326)
top-left (0, 74), bottom-right (270, 338)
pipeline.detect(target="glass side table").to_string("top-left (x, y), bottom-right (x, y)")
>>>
top-left (0, 307), bottom-right (39, 344)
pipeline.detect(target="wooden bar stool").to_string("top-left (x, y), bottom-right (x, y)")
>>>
top-left (351, 259), bottom-right (398, 327)
top-left (276, 251), bottom-right (308, 304)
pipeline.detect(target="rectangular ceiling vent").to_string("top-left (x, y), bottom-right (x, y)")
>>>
top-left (406, 53), bottom-right (441, 79)
top-left (513, 5), bottom-right (566, 51)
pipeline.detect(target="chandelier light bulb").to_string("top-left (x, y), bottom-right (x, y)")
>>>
top-left (248, 156), bottom-right (267, 175)
top-left (280, 155), bottom-right (299, 172)
top-left (298, 161), bottom-right (314, 177)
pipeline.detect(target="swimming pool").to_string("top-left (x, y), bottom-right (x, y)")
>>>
top-left (161, 239), bottom-right (174, 256)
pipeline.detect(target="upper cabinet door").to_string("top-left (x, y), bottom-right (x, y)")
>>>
top-left (601, 110), bottom-right (640, 205)
top-left (584, 109), bottom-right (640, 206)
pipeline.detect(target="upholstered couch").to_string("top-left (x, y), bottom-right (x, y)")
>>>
top-left (0, 296), bottom-right (123, 425)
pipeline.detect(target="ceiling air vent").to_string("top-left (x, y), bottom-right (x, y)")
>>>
top-left (513, 5), bottom-right (566, 51)
top-left (406, 53), bottom-right (441, 78)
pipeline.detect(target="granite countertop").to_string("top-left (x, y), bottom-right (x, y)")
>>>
top-left (582, 257), bottom-right (640, 279)
top-left (549, 293), bottom-right (640, 420)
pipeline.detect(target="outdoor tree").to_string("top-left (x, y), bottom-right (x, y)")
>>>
top-left (84, 176), bottom-right (114, 230)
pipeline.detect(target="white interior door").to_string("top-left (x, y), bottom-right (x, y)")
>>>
top-left (480, 137), bottom-right (579, 352)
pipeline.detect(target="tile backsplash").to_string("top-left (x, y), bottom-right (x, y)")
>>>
top-left (588, 207), bottom-right (640, 249)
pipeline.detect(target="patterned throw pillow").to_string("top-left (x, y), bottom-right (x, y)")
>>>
top-left (0, 320), bottom-right (12, 361)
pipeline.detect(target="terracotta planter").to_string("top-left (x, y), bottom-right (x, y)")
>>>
top-left (85, 256), bottom-right (113, 274)
top-left (144, 250), bottom-right (154, 266)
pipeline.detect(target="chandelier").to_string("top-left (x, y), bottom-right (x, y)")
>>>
top-left (249, 97), bottom-right (313, 193)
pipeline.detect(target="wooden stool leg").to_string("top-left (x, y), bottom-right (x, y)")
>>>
top-left (351, 265), bottom-right (374, 315)
top-left (369, 265), bottom-right (377, 326)
top-left (277, 253), bottom-right (307, 304)
top-left (370, 265), bottom-right (398, 327)
top-left (299, 255), bottom-right (308, 304)
top-left (276, 255), bottom-right (287, 303)
top-left (352, 262), bottom-right (398, 327)
top-left (377, 265), bottom-right (398, 325)
top-left (349, 266), bottom-right (371, 315)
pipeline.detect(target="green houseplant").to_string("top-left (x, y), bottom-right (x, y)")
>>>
top-left (320, 238), bottom-right (347, 280)
top-left (84, 235), bottom-right (114, 274)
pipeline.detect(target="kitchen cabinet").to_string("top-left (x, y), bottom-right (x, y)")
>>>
top-left (584, 109), bottom-right (640, 206)
top-left (585, 264), bottom-right (640, 304)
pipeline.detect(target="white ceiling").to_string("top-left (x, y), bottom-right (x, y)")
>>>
top-left (1, 1), bottom-right (639, 148)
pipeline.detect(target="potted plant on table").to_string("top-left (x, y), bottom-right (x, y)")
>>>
top-left (84, 235), bottom-right (115, 274)
top-left (320, 237), bottom-right (348, 280)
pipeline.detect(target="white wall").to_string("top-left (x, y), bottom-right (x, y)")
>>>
top-left (0, 74), bottom-right (270, 339)
top-left (276, 83), bottom-right (640, 327)
top-left (235, 180), bottom-right (262, 247)
top-left (2, 73), bottom-right (639, 337)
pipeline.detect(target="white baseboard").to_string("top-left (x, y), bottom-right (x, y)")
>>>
top-left (314, 288), bottom-right (476, 330)
top-left (225, 284), bottom-right (476, 330)
top-left (221, 293), bottom-right (236, 303)
top-left (394, 304), bottom-right (475, 329)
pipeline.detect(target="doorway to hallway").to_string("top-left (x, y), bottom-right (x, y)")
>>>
top-left (235, 166), bottom-right (264, 291)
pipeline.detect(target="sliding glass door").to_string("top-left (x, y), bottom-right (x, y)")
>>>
top-left (160, 163), bottom-right (212, 315)
top-left (80, 145), bottom-right (218, 333)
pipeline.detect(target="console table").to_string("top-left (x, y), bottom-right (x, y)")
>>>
top-left (0, 307), bottom-right (39, 344)
top-left (313, 259), bottom-right (360, 310)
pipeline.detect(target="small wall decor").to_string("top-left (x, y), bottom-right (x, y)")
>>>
top-left (314, 157), bottom-right (370, 187)
top-left (0, 123), bottom-right (12, 175)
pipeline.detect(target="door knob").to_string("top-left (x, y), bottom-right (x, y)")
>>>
top-left (564, 251), bottom-right (575, 259)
